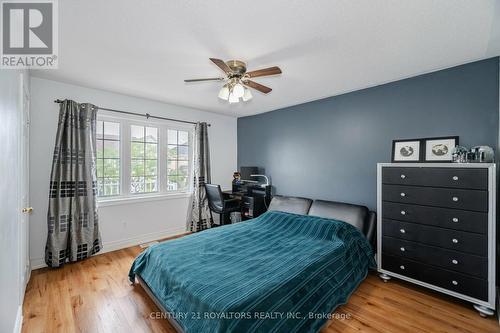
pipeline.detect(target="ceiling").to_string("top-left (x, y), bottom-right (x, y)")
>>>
top-left (32, 0), bottom-right (500, 117)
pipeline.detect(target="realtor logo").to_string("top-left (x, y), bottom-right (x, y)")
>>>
top-left (1, 0), bottom-right (58, 68)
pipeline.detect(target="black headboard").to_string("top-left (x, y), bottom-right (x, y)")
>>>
top-left (268, 196), bottom-right (376, 248)
top-left (308, 200), bottom-right (376, 247)
top-left (267, 195), bottom-right (313, 215)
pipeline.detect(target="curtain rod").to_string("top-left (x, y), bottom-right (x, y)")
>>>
top-left (53, 99), bottom-right (210, 127)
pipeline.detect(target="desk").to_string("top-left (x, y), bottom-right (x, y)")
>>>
top-left (222, 190), bottom-right (244, 199)
top-left (222, 187), bottom-right (270, 220)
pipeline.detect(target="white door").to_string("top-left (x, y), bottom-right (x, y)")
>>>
top-left (18, 72), bottom-right (30, 299)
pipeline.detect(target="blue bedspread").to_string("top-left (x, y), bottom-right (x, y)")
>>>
top-left (129, 211), bottom-right (375, 333)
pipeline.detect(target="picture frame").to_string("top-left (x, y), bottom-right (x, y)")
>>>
top-left (391, 138), bottom-right (423, 162)
top-left (423, 136), bottom-right (459, 162)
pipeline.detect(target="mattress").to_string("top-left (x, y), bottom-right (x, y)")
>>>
top-left (129, 210), bottom-right (375, 333)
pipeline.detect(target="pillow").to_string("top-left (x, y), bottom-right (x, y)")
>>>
top-left (268, 195), bottom-right (313, 215)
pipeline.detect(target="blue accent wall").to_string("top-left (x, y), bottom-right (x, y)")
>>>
top-left (237, 57), bottom-right (499, 211)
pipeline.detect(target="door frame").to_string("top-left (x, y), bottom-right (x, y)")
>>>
top-left (18, 71), bottom-right (30, 301)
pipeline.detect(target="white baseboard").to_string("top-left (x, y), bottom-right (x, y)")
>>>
top-left (30, 257), bottom-right (46, 271)
top-left (101, 227), bottom-right (187, 253)
top-left (30, 227), bottom-right (187, 270)
top-left (13, 305), bottom-right (22, 333)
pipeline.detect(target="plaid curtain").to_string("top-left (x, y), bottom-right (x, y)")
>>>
top-left (45, 100), bottom-right (102, 268)
top-left (189, 122), bottom-right (213, 232)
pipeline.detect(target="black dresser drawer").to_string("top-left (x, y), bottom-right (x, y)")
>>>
top-left (382, 236), bottom-right (487, 278)
top-left (382, 167), bottom-right (488, 190)
top-left (383, 219), bottom-right (487, 256)
top-left (382, 184), bottom-right (488, 212)
top-left (382, 254), bottom-right (488, 301)
top-left (382, 202), bottom-right (488, 234)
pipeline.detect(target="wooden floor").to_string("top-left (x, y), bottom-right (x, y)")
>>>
top-left (22, 237), bottom-right (500, 333)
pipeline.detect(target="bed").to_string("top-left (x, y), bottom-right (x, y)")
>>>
top-left (129, 196), bottom-right (376, 333)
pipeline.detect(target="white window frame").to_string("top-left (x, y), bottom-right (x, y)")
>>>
top-left (96, 119), bottom-right (122, 197)
top-left (96, 111), bottom-right (194, 205)
top-left (129, 122), bottom-right (160, 195)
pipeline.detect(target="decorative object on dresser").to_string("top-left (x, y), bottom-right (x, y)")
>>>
top-left (423, 136), bottom-right (459, 162)
top-left (469, 146), bottom-right (495, 163)
top-left (452, 145), bottom-right (495, 163)
top-left (452, 146), bottom-right (469, 163)
top-left (377, 163), bottom-right (496, 317)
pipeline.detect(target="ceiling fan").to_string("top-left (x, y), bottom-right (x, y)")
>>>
top-left (184, 58), bottom-right (282, 104)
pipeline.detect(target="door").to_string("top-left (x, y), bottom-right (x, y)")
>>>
top-left (0, 70), bottom-right (28, 333)
top-left (18, 72), bottom-right (30, 298)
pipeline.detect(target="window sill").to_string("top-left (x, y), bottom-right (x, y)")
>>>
top-left (98, 192), bottom-right (192, 207)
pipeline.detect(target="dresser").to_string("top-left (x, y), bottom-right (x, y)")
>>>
top-left (377, 163), bottom-right (496, 317)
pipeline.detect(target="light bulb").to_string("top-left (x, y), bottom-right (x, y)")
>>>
top-left (242, 88), bottom-right (252, 102)
top-left (218, 85), bottom-right (229, 100)
top-left (232, 83), bottom-right (245, 98)
top-left (228, 93), bottom-right (239, 104)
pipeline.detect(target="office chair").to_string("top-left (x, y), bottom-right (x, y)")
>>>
top-left (205, 184), bottom-right (241, 225)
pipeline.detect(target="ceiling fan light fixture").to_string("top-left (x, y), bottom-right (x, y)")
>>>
top-left (242, 88), bottom-right (252, 102)
top-left (218, 85), bottom-right (230, 100)
top-left (232, 82), bottom-right (245, 98)
top-left (228, 92), bottom-right (239, 104)
top-left (184, 58), bottom-right (281, 105)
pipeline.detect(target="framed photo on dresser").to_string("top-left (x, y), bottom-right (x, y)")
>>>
top-left (423, 136), bottom-right (459, 162)
top-left (391, 136), bottom-right (459, 163)
top-left (391, 139), bottom-right (422, 162)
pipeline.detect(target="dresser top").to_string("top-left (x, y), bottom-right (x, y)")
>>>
top-left (378, 163), bottom-right (495, 168)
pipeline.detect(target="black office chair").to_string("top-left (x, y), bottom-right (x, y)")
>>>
top-left (205, 184), bottom-right (241, 225)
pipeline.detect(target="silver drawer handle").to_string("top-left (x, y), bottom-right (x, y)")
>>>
top-left (400, 210), bottom-right (406, 215)
top-left (452, 259), bottom-right (458, 265)
top-left (400, 174), bottom-right (406, 179)
top-left (452, 196), bottom-right (459, 202)
top-left (400, 265), bottom-right (405, 270)
top-left (400, 192), bottom-right (406, 197)
top-left (400, 229), bottom-right (406, 234)
top-left (452, 238), bottom-right (458, 244)
top-left (452, 176), bottom-right (459, 181)
top-left (452, 217), bottom-right (459, 223)
top-left (452, 280), bottom-right (458, 286)
top-left (400, 247), bottom-right (405, 252)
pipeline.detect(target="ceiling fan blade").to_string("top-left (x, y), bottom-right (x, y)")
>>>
top-left (184, 77), bottom-right (224, 82)
top-left (209, 58), bottom-right (232, 74)
top-left (246, 66), bottom-right (282, 78)
top-left (243, 80), bottom-right (272, 94)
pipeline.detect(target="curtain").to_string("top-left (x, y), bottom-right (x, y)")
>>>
top-left (189, 122), bottom-right (213, 232)
top-left (45, 100), bottom-right (102, 268)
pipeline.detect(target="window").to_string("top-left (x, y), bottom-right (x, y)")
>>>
top-left (96, 121), bottom-right (121, 196)
top-left (167, 129), bottom-right (190, 191)
top-left (130, 125), bottom-right (158, 194)
top-left (96, 115), bottom-right (192, 200)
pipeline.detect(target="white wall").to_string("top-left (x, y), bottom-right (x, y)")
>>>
top-left (0, 70), bottom-right (26, 333)
top-left (29, 77), bottom-right (237, 268)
